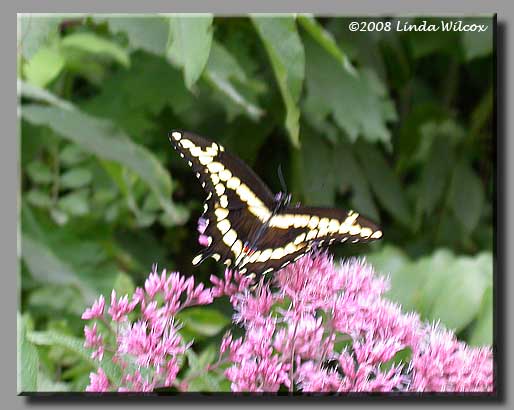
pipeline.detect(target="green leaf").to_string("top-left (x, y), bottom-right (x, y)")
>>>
top-left (37, 371), bottom-right (71, 392)
top-left (18, 313), bottom-right (39, 393)
top-left (113, 271), bottom-right (135, 297)
top-left (366, 245), bottom-right (410, 279)
top-left (58, 190), bottom-right (90, 216)
top-left (333, 141), bottom-right (379, 221)
top-left (26, 161), bottom-right (53, 184)
top-left (21, 233), bottom-right (98, 303)
top-left (60, 144), bottom-right (88, 166)
top-left (252, 16), bottom-right (304, 147)
top-left (50, 208), bottom-right (69, 225)
top-left (448, 160), bottom-right (484, 233)
top-left (416, 136), bottom-right (453, 217)
top-left (167, 15), bottom-right (214, 89)
top-left (26, 189), bottom-right (53, 208)
top-left (60, 168), bottom-right (93, 189)
top-left (61, 32), bottom-right (130, 67)
top-left (303, 35), bottom-right (396, 145)
top-left (27, 330), bottom-right (121, 383)
top-left (99, 16), bottom-right (170, 55)
top-left (406, 18), bottom-right (462, 59)
top-left (21, 102), bottom-right (185, 225)
top-left (24, 46), bottom-right (65, 87)
top-left (184, 345), bottom-right (220, 392)
top-left (469, 284), bottom-right (493, 346)
top-left (355, 143), bottom-right (411, 225)
top-left (297, 15), bottom-right (356, 76)
top-left (429, 256), bottom-right (488, 332)
top-left (80, 50), bottom-right (193, 136)
top-left (18, 79), bottom-right (73, 111)
top-left (300, 130), bottom-right (336, 205)
top-left (204, 41), bottom-right (264, 121)
top-left (461, 18), bottom-right (493, 61)
top-left (18, 15), bottom-right (62, 59)
top-left (28, 285), bottom-right (84, 316)
top-left (176, 307), bottom-right (230, 337)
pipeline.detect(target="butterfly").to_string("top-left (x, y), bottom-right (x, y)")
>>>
top-left (169, 130), bottom-right (382, 277)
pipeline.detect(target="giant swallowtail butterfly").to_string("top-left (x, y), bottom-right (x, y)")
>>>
top-left (169, 130), bottom-right (382, 277)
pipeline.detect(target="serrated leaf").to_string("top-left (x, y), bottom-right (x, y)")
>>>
top-left (27, 330), bottom-right (121, 383)
top-left (18, 15), bottom-right (62, 59)
top-left (252, 16), bottom-right (304, 147)
top-left (61, 32), bottom-right (130, 67)
top-left (176, 307), bottom-right (230, 337)
top-left (448, 160), bottom-right (484, 233)
top-left (18, 313), bottom-right (39, 393)
top-left (204, 41), bottom-right (264, 121)
top-left (297, 15), bottom-right (356, 76)
top-left (167, 15), bottom-right (213, 89)
top-left (80, 51), bottom-right (193, 136)
top-left (24, 45), bottom-right (65, 87)
top-left (303, 35), bottom-right (395, 145)
top-left (60, 168), bottom-right (93, 189)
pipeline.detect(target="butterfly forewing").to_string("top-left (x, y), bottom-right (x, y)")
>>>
top-left (169, 130), bottom-right (275, 269)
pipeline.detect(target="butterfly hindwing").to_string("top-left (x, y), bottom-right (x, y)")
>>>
top-left (234, 207), bottom-right (382, 275)
top-left (268, 206), bottom-right (382, 244)
top-left (169, 130), bottom-right (383, 276)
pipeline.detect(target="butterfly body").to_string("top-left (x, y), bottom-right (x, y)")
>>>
top-left (169, 130), bottom-right (382, 277)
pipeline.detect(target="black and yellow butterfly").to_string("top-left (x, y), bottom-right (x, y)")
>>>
top-left (169, 130), bottom-right (382, 277)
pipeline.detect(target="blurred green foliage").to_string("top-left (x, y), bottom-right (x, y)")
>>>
top-left (18, 15), bottom-right (494, 392)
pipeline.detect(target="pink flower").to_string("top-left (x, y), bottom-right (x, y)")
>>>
top-left (219, 250), bottom-right (494, 393)
top-left (81, 254), bottom-right (494, 393)
top-left (144, 265), bottom-right (165, 298)
top-left (82, 266), bottom-right (215, 392)
top-left (84, 323), bottom-right (104, 361)
top-left (210, 268), bottom-right (254, 300)
top-left (108, 290), bottom-right (137, 322)
top-left (85, 368), bottom-right (110, 392)
top-left (81, 295), bottom-right (105, 320)
top-left (409, 326), bottom-right (494, 392)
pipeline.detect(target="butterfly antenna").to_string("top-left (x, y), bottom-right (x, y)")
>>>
top-left (277, 164), bottom-right (288, 194)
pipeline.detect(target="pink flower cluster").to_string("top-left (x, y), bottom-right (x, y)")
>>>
top-left (81, 251), bottom-right (494, 393)
top-left (82, 265), bottom-right (213, 392)
top-left (215, 251), bottom-right (494, 393)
